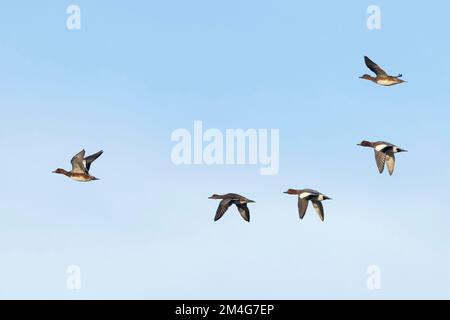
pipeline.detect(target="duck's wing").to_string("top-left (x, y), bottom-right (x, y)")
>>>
top-left (299, 189), bottom-right (320, 199)
top-left (298, 198), bottom-right (309, 219)
top-left (235, 203), bottom-right (250, 222)
top-left (385, 150), bottom-right (396, 175)
top-left (70, 149), bottom-right (87, 174)
top-left (84, 150), bottom-right (103, 173)
top-left (374, 142), bottom-right (392, 152)
top-left (364, 56), bottom-right (388, 77)
top-left (374, 150), bottom-right (386, 174)
top-left (214, 198), bottom-right (234, 221)
top-left (311, 200), bottom-right (325, 221)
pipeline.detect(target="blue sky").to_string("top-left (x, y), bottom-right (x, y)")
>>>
top-left (1, 1), bottom-right (450, 299)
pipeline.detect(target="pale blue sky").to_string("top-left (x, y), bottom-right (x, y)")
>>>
top-left (1, 1), bottom-right (449, 299)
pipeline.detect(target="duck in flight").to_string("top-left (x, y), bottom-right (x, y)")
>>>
top-left (283, 189), bottom-right (331, 222)
top-left (209, 193), bottom-right (255, 222)
top-left (53, 149), bottom-right (103, 182)
top-left (360, 56), bottom-right (406, 86)
top-left (358, 141), bottom-right (407, 175)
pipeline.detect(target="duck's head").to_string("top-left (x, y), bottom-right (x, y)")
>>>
top-left (359, 74), bottom-right (373, 80)
top-left (283, 189), bottom-right (298, 195)
top-left (208, 194), bottom-right (221, 199)
top-left (357, 140), bottom-right (372, 147)
top-left (52, 168), bottom-right (68, 175)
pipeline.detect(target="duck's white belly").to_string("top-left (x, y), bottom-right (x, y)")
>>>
top-left (70, 175), bottom-right (89, 182)
top-left (377, 79), bottom-right (396, 86)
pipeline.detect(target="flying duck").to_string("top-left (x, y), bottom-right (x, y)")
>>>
top-left (358, 141), bottom-right (407, 175)
top-left (209, 193), bottom-right (255, 222)
top-left (283, 189), bottom-right (331, 221)
top-left (53, 149), bottom-right (103, 182)
top-left (360, 56), bottom-right (406, 86)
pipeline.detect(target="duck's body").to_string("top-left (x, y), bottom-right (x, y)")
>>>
top-left (360, 56), bottom-right (406, 86)
top-left (53, 149), bottom-right (103, 182)
top-left (209, 193), bottom-right (255, 222)
top-left (284, 189), bottom-right (331, 221)
top-left (358, 140), bottom-right (407, 175)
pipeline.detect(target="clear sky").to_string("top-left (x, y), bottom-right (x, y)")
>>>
top-left (1, 1), bottom-right (449, 299)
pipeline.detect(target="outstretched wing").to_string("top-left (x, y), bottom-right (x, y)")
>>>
top-left (311, 200), bottom-right (324, 221)
top-left (385, 150), bottom-right (396, 175)
top-left (214, 199), bottom-right (234, 221)
top-left (235, 203), bottom-right (250, 222)
top-left (364, 56), bottom-right (388, 77)
top-left (84, 150), bottom-right (103, 173)
top-left (374, 150), bottom-right (386, 174)
top-left (71, 150), bottom-right (87, 174)
top-left (298, 198), bottom-right (308, 219)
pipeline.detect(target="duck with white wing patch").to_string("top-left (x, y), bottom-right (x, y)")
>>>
top-left (357, 140), bottom-right (407, 175)
top-left (284, 189), bottom-right (332, 222)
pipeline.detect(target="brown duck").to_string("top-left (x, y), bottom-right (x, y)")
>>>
top-left (358, 140), bottom-right (407, 175)
top-left (360, 56), bottom-right (406, 86)
top-left (208, 193), bottom-right (255, 222)
top-left (53, 149), bottom-right (103, 182)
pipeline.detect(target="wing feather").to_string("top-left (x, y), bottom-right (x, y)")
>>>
top-left (298, 198), bottom-right (309, 219)
top-left (235, 203), bottom-right (250, 222)
top-left (374, 150), bottom-right (386, 174)
top-left (84, 150), bottom-right (103, 172)
top-left (71, 150), bottom-right (87, 174)
top-left (311, 200), bottom-right (325, 221)
top-left (385, 150), bottom-right (396, 175)
top-left (364, 56), bottom-right (388, 77)
top-left (214, 199), bottom-right (234, 221)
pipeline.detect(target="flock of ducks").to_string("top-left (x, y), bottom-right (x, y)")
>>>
top-left (53, 57), bottom-right (407, 223)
